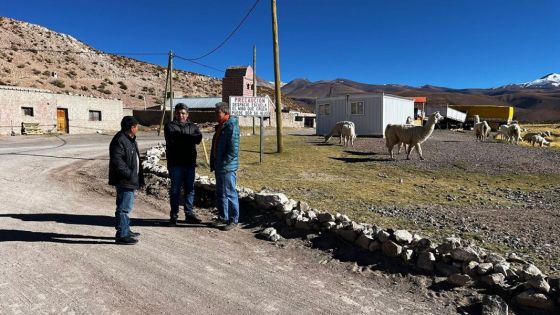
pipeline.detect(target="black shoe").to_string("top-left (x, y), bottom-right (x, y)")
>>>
top-left (221, 222), bottom-right (239, 231)
top-left (185, 212), bottom-right (202, 224)
top-left (210, 218), bottom-right (227, 228)
top-left (129, 231), bottom-right (140, 238)
top-left (116, 236), bottom-right (138, 245)
top-left (169, 217), bottom-right (178, 226)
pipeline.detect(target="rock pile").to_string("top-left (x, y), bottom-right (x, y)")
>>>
top-left (141, 145), bottom-right (560, 313)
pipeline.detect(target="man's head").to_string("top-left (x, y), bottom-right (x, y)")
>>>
top-left (214, 102), bottom-right (229, 122)
top-left (120, 116), bottom-right (139, 136)
top-left (174, 103), bottom-right (189, 123)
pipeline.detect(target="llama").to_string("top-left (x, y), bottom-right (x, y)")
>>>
top-left (531, 135), bottom-right (551, 147)
top-left (340, 123), bottom-right (356, 147)
top-left (325, 121), bottom-right (356, 145)
top-left (474, 121), bottom-right (491, 142)
top-left (385, 112), bottom-right (444, 160)
top-left (396, 117), bottom-right (415, 154)
top-left (508, 124), bottom-right (522, 144)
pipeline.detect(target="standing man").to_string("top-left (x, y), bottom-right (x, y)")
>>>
top-left (164, 103), bottom-right (203, 225)
top-left (210, 102), bottom-right (240, 231)
top-left (109, 116), bottom-right (144, 245)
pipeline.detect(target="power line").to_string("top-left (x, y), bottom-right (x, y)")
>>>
top-left (174, 54), bottom-right (225, 73)
top-left (183, 0), bottom-right (261, 61)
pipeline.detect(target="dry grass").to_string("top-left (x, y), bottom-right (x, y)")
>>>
top-left (195, 130), bottom-right (558, 231)
top-left (519, 123), bottom-right (560, 149)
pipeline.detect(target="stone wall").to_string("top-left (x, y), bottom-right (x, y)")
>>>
top-left (141, 144), bottom-right (560, 314)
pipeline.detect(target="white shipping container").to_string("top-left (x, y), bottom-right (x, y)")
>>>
top-left (315, 93), bottom-right (414, 137)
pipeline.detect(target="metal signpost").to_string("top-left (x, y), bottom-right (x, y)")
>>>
top-left (229, 95), bottom-right (273, 162)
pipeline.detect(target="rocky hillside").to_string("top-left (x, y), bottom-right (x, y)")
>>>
top-left (0, 17), bottom-right (221, 108)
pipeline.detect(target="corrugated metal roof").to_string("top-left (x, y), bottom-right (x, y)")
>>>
top-left (172, 97), bottom-right (222, 109)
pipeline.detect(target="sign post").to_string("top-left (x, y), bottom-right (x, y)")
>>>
top-left (230, 95), bottom-right (273, 163)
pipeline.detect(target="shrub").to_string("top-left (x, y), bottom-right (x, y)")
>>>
top-left (32, 69), bottom-right (41, 75)
top-left (70, 84), bottom-right (77, 89)
top-left (51, 79), bottom-right (65, 88)
top-left (80, 86), bottom-right (89, 91)
top-left (118, 81), bottom-right (128, 90)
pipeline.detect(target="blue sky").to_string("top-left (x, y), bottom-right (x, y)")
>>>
top-left (2, 0), bottom-right (559, 88)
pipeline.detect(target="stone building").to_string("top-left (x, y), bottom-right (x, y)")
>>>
top-left (0, 85), bottom-right (123, 135)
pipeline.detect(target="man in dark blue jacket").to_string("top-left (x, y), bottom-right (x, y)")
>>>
top-left (109, 116), bottom-right (144, 245)
top-left (164, 103), bottom-right (203, 225)
top-left (210, 102), bottom-right (240, 231)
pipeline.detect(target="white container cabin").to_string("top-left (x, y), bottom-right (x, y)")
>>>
top-left (315, 93), bottom-right (414, 137)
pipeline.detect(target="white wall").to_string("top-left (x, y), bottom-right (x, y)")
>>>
top-left (0, 86), bottom-right (123, 135)
top-left (382, 95), bottom-right (415, 137)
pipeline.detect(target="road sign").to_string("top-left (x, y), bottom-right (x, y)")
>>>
top-left (229, 96), bottom-right (272, 117)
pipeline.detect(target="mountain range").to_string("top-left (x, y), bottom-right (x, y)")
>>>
top-left (1, 16), bottom-right (559, 122)
top-left (281, 74), bottom-right (560, 121)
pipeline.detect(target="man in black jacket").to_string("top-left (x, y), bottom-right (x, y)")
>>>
top-left (164, 103), bottom-right (203, 225)
top-left (109, 116), bottom-right (144, 244)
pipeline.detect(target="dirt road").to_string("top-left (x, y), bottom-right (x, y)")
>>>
top-left (0, 133), bottom-right (460, 314)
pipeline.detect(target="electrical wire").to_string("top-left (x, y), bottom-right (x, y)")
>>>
top-left (182, 0), bottom-right (261, 61)
top-left (174, 54), bottom-right (224, 73)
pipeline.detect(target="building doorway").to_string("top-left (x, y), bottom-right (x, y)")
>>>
top-left (56, 108), bottom-right (69, 133)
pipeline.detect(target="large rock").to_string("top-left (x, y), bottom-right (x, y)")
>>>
top-left (447, 273), bottom-right (471, 286)
top-left (463, 261), bottom-right (479, 278)
top-left (435, 262), bottom-right (461, 277)
top-left (526, 275), bottom-right (550, 293)
top-left (317, 212), bottom-right (335, 223)
top-left (436, 236), bottom-right (462, 254)
top-left (294, 217), bottom-right (311, 230)
top-left (377, 230), bottom-right (390, 243)
top-left (355, 234), bottom-right (373, 250)
top-left (477, 262), bottom-right (494, 275)
top-left (514, 290), bottom-right (555, 310)
top-left (306, 210), bottom-right (317, 221)
top-left (401, 249), bottom-right (414, 264)
top-left (368, 240), bottom-right (381, 252)
top-left (451, 246), bottom-right (480, 262)
top-left (417, 252), bottom-right (436, 272)
top-left (382, 240), bottom-right (402, 257)
top-left (337, 229), bottom-right (358, 242)
top-left (254, 192), bottom-right (289, 210)
top-left (481, 295), bottom-right (508, 315)
top-left (521, 264), bottom-right (543, 280)
top-left (493, 262), bottom-right (510, 276)
top-left (481, 273), bottom-right (505, 287)
top-left (486, 253), bottom-right (506, 264)
top-left (393, 230), bottom-right (413, 244)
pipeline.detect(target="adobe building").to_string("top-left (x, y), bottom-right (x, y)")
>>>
top-left (0, 85), bottom-right (123, 135)
top-left (222, 65), bottom-right (255, 103)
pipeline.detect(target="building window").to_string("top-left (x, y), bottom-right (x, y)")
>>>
top-left (318, 104), bottom-right (330, 115)
top-left (295, 116), bottom-right (303, 122)
top-left (351, 101), bottom-right (364, 115)
top-left (89, 110), bottom-right (102, 121)
top-left (21, 107), bottom-right (34, 116)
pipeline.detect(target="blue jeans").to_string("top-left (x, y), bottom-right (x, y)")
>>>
top-left (215, 171), bottom-right (239, 224)
top-left (169, 164), bottom-right (196, 218)
top-left (115, 187), bottom-right (135, 238)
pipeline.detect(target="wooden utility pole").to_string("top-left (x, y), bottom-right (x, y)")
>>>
top-left (157, 51), bottom-right (173, 136)
top-left (168, 51), bottom-right (174, 123)
top-left (271, 0), bottom-right (283, 153)
top-left (254, 45), bottom-right (264, 163)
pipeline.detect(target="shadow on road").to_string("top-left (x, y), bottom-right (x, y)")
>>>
top-left (0, 229), bottom-right (115, 244)
top-left (0, 213), bottom-right (213, 229)
top-left (0, 152), bottom-right (107, 161)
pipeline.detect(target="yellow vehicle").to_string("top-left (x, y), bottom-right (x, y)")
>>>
top-left (449, 105), bottom-right (514, 130)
